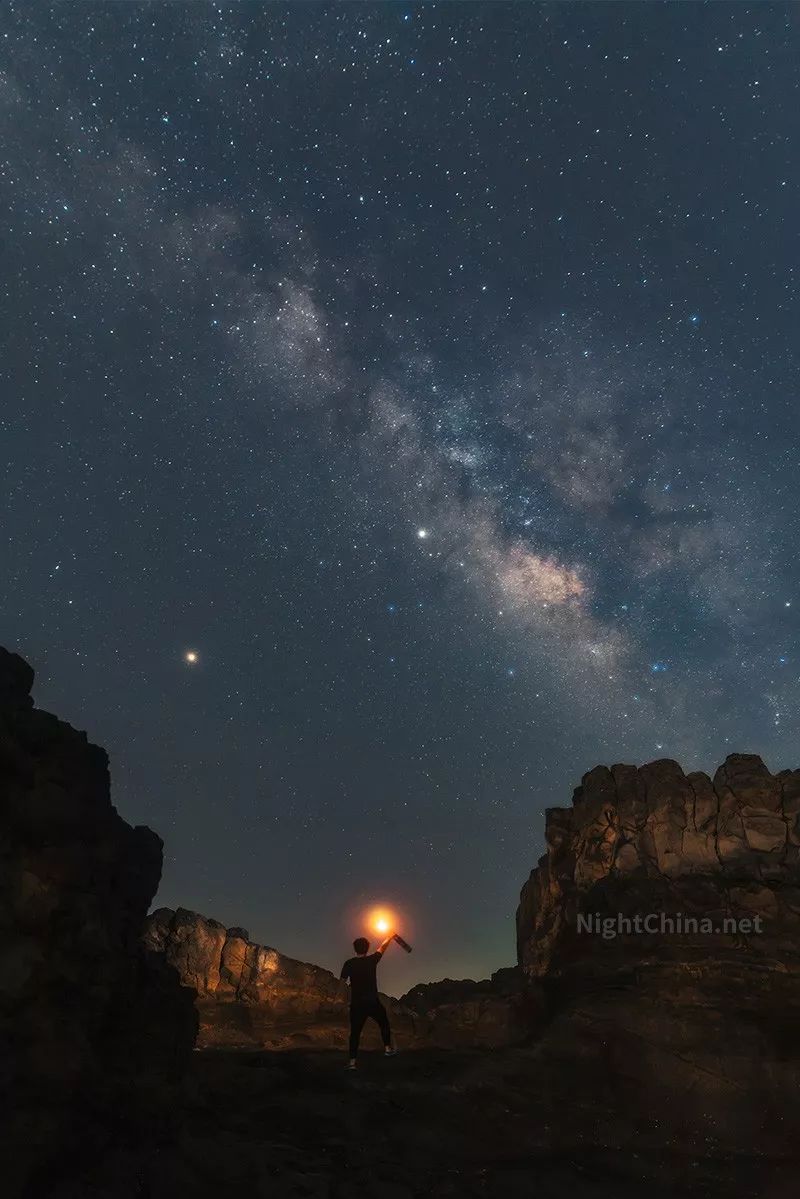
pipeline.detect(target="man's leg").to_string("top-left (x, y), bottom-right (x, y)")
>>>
top-left (349, 1004), bottom-right (368, 1063)
top-left (371, 999), bottom-right (393, 1051)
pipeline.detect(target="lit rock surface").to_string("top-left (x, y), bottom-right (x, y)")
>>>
top-left (143, 906), bottom-right (355, 1046)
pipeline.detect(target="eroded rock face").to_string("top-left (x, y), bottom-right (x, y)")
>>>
top-left (145, 906), bottom-right (350, 1016)
top-left (516, 754), bottom-right (800, 1152)
top-left (0, 648), bottom-right (197, 1197)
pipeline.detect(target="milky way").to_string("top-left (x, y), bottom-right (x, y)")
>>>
top-left (2, 3), bottom-right (798, 990)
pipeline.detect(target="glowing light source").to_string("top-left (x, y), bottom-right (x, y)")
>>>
top-left (367, 906), bottom-right (395, 936)
top-left (184, 650), bottom-right (199, 664)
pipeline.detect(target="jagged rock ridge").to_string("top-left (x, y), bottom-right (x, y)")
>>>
top-left (145, 906), bottom-right (348, 1012)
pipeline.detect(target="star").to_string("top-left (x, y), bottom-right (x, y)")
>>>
top-left (184, 650), bottom-right (199, 665)
top-left (416, 528), bottom-right (429, 539)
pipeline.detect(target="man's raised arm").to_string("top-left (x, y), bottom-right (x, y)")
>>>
top-left (375, 936), bottom-right (393, 956)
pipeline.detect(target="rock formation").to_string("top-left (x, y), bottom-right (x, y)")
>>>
top-left (145, 906), bottom-right (348, 1011)
top-left (516, 754), bottom-right (800, 1153)
top-left (144, 906), bottom-right (359, 1048)
top-left (0, 648), bottom-right (197, 1197)
top-left (399, 966), bottom-right (534, 1047)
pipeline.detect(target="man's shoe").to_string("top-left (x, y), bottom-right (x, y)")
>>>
top-left (346, 1059), bottom-right (357, 1070)
top-left (384, 1047), bottom-right (396, 1057)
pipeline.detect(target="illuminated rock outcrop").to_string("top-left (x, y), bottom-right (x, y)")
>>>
top-left (144, 906), bottom-right (350, 1034)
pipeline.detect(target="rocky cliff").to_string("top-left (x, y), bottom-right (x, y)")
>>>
top-left (0, 648), bottom-right (197, 1197)
top-left (145, 906), bottom-right (348, 1011)
top-left (516, 754), bottom-right (800, 1153)
top-left (144, 906), bottom-right (360, 1048)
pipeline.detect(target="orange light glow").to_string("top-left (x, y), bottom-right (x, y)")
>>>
top-left (367, 906), bottom-right (395, 936)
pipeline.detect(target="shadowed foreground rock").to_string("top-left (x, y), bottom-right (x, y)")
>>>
top-left (399, 966), bottom-right (537, 1047)
top-left (516, 754), bottom-right (800, 1154)
top-left (0, 648), bottom-right (197, 1198)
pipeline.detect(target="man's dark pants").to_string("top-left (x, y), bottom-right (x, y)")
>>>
top-left (349, 997), bottom-right (391, 1056)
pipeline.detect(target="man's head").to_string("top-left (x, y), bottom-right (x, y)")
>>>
top-left (353, 937), bottom-right (369, 956)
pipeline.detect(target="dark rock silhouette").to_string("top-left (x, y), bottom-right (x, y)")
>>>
top-left (0, 648), bottom-right (197, 1198)
top-left (399, 966), bottom-right (536, 1047)
top-left (517, 754), bottom-right (800, 1154)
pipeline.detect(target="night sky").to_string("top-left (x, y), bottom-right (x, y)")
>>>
top-left (2, 2), bottom-right (799, 994)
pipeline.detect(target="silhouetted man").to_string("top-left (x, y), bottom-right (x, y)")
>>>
top-left (340, 935), bottom-right (396, 1069)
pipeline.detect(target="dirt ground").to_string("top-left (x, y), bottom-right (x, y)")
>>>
top-left (49, 1042), bottom-right (797, 1199)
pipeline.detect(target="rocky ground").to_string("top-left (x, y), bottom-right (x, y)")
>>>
top-left (49, 1042), bottom-right (796, 1199)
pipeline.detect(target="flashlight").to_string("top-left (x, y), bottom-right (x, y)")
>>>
top-left (393, 933), bottom-right (413, 953)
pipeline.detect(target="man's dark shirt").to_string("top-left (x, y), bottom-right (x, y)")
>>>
top-left (340, 951), bottom-right (383, 1003)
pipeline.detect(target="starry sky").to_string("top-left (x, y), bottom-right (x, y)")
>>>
top-left (2, 2), bottom-right (799, 994)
